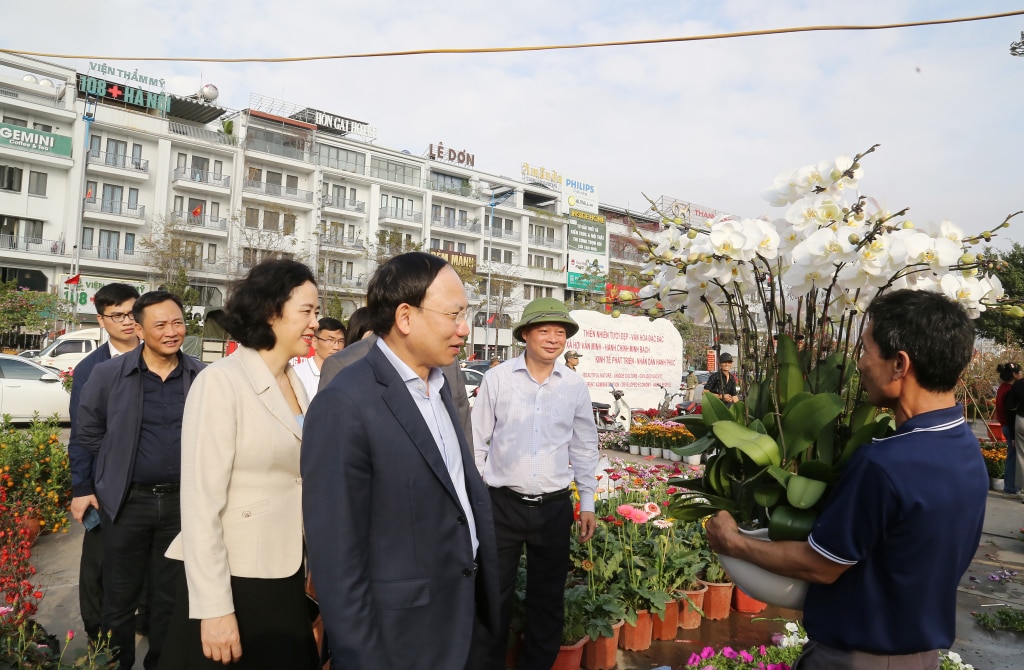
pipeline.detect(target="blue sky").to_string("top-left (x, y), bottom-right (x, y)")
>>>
top-left (7, 1), bottom-right (1024, 245)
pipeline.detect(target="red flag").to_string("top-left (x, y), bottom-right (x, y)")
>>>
top-left (191, 205), bottom-right (203, 217)
top-left (486, 313), bottom-right (496, 324)
top-left (85, 188), bottom-right (93, 199)
top-left (64, 274), bottom-right (81, 285)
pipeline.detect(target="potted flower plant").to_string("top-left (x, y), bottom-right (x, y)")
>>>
top-left (616, 146), bottom-right (1020, 609)
top-left (553, 584), bottom-right (589, 670)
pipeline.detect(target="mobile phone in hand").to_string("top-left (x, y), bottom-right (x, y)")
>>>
top-left (83, 507), bottom-right (101, 531)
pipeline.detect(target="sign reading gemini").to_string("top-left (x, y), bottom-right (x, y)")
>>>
top-left (0, 122), bottom-right (73, 157)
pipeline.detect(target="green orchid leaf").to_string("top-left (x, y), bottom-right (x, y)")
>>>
top-left (775, 333), bottom-right (799, 367)
top-left (848, 402), bottom-right (878, 433)
top-left (777, 363), bottom-right (806, 407)
top-left (753, 480), bottom-right (783, 507)
top-left (779, 393), bottom-right (844, 461)
top-left (797, 459), bottom-right (834, 483)
top-left (745, 378), bottom-right (765, 417)
top-left (670, 432), bottom-right (717, 457)
top-left (712, 421), bottom-right (782, 467)
top-left (731, 400), bottom-right (747, 422)
top-left (766, 465), bottom-right (794, 486)
top-left (701, 391), bottom-right (733, 427)
top-left (748, 418), bottom-right (769, 435)
top-left (839, 412), bottom-right (894, 467)
top-left (808, 351), bottom-right (849, 394)
top-left (762, 411), bottom-right (776, 434)
top-left (815, 418), bottom-right (836, 465)
top-left (768, 505), bottom-right (818, 541)
top-left (785, 475), bottom-right (827, 509)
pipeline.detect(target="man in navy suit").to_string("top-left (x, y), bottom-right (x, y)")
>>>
top-left (68, 282), bottom-right (141, 642)
top-left (302, 252), bottom-right (499, 670)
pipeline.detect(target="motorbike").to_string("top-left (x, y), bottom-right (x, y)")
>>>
top-left (593, 385), bottom-right (649, 434)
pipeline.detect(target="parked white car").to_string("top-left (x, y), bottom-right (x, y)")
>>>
top-left (31, 328), bottom-right (104, 371)
top-left (463, 368), bottom-right (484, 407)
top-left (0, 354), bottom-right (70, 422)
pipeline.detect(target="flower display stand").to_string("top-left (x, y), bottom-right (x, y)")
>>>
top-left (651, 600), bottom-right (679, 640)
top-left (678, 585), bottom-right (707, 630)
top-left (698, 580), bottom-right (734, 620)
top-left (551, 637), bottom-right (586, 670)
top-left (582, 620), bottom-right (623, 670)
top-left (618, 610), bottom-right (653, 651)
top-left (732, 586), bottom-right (768, 614)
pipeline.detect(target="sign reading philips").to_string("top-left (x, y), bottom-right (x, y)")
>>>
top-left (0, 122), bottom-right (73, 157)
top-left (562, 175), bottom-right (599, 214)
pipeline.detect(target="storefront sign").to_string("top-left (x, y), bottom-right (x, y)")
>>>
top-left (88, 62), bottom-right (165, 89)
top-left (520, 162), bottom-right (562, 191)
top-left (566, 250), bottom-right (607, 292)
top-left (427, 142), bottom-right (475, 167)
top-left (562, 174), bottom-right (599, 214)
top-left (429, 249), bottom-right (477, 275)
top-left (566, 309), bottom-right (683, 410)
top-left (60, 274), bottom-right (150, 315)
top-left (292, 108), bottom-right (378, 140)
top-left (0, 122), bottom-right (72, 157)
top-left (568, 214), bottom-right (607, 254)
top-left (77, 75), bottom-right (172, 113)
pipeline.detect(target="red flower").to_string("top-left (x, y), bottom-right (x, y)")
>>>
top-left (666, 486), bottom-right (678, 494)
top-left (609, 473), bottom-right (622, 481)
top-left (625, 467), bottom-right (639, 474)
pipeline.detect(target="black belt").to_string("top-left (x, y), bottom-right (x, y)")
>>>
top-left (493, 486), bottom-right (571, 507)
top-left (130, 482), bottom-right (180, 495)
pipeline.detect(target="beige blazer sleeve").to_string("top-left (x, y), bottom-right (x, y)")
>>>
top-left (166, 347), bottom-right (308, 619)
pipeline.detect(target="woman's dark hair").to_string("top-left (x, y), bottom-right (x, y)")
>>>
top-left (997, 362), bottom-right (1022, 383)
top-left (132, 290), bottom-right (184, 324)
top-left (366, 252), bottom-right (449, 336)
top-left (213, 259), bottom-right (316, 350)
top-left (344, 307), bottom-right (372, 347)
top-left (865, 289), bottom-right (974, 393)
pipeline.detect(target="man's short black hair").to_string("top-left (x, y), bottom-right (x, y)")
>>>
top-left (367, 252), bottom-right (450, 337)
top-left (345, 307), bottom-right (372, 347)
top-left (94, 283), bottom-right (141, 314)
top-left (865, 289), bottom-right (974, 393)
top-left (213, 259), bottom-right (317, 350)
top-left (317, 317), bottom-right (345, 336)
top-left (132, 290), bottom-right (184, 324)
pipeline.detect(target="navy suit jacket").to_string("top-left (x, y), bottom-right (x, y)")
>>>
top-left (69, 343), bottom-right (115, 497)
top-left (301, 344), bottom-right (499, 670)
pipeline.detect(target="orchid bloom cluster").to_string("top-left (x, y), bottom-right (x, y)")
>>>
top-left (629, 147), bottom-right (1019, 334)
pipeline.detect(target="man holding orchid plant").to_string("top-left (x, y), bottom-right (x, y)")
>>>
top-left (706, 290), bottom-right (988, 669)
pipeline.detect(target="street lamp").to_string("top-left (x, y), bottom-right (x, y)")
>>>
top-left (482, 186), bottom-right (515, 360)
top-left (70, 96), bottom-right (97, 330)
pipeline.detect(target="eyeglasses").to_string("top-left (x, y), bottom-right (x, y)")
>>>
top-left (315, 336), bottom-right (345, 346)
top-left (419, 306), bottom-right (469, 324)
top-left (99, 312), bottom-right (135, 323)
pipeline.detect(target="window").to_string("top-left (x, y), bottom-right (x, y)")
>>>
top-left (207, 244), bottom-right (217, 262)
top-left (131, 143), bottom-right (143, 169)
top-left (316, 145), bottom-right (365, 173)
top-left (443, 240), bottom-right (454, 251)
top-left (81, 227), bottom-right (94, 249)
top-left (187, 198), bottom-right (205, 221)
top-left (28, 171), bottom-right (47, 196)
top-left (98, 229), bottom-right (119, 260)
top-left (264, 211), bottom-right (280, 232)
top-left (370, 156), bottom-right (420, 186)
top-left (210, 202), bottom-right (220, 221)
top-left (89, 135), bottom-right (101, 159)
top-left (0, 357), bottom-right (46, 380)
top-left (173, 196), bottom-right (184, 214)
top-left (177, 153), bottom-right (187, 170)
top-left (101, 184), bottom-right (123, 214)
top-left (458, 209), bottom-right (468, 223)
top-left (345, 261), bottom-right (354, 280)
top-left (266, 171), bottom-right (282, 196)
top-left (106, 139), bottom-right (127, 167)
top-left (490, 247), bottom-right (501, 262)
top-left (0, 165), bottom-right (23, 192)
top-left (85, 180), bottom-right (97, 202)
top-left (191, 156), bottom-right (208, 180)
top-left (124, 233), bottom-right (135, 256)
top-left (2, 116), bottom-right (27, 127)
top-left (245, 208), bottom-right (259, 228)
top-left (504, 250), bottom-right (513, 264)
top-left (431, 204), bottom-right (441, 221)
top-left (247, 166), bottom-right (262, 183)
top-left (380, 193), bottom-right (389, 209)
top-left (285, 175), bottom-right (298, 196)
top-left (392, 196), bottom-right (403, 212)
top-left (457, 242), bottom-right (466, 253)
top-left (32, 122), bottom-right (52, 133)
top-left (349, 187), bottom-right (357, 203)
top-left (444, 207), bottom-right (455, 224)
top-left (127, 188), bottom-right (139, 212)
top-left (283, 213), bottom-right (296, 236)
top-left (213, 160), bottom-right (223, 178)
top-left (23, 220), bottom-right (43, 243)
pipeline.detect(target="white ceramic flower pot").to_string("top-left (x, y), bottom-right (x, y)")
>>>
top-left (639, 446), bottom-right (651, 456)
top-left (990, 478), bottom-right (1005, 491)
top-left (685, 454), bottom-right (701, 465)
top-left (716, 527), bottom-right (808, 611)
top-left (629, 444), bottom-right (640, 455)
top-left (669, 451), bottom-right (683, 463)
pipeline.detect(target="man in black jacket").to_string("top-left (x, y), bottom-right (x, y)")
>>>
top-left (77, 291), bottom-right (205, 670)
top-left (705, 352), bottom-right (739, 406)
top-left (68, 282), bottom-right (140, 642)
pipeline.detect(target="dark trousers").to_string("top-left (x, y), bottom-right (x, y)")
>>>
top-left (486, 489), bottom-right (573, 670)
top-left (793, 640), bottom-right (939, 670)
top-left (80, 524), bottom-right (104, 641)
top-left (101, 489), bottom-right (183, 670)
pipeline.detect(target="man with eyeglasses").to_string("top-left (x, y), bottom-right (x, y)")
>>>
top-left (303, 252), bottom-right (499, 669)
top-left (293, 316), bottom-right (346, 401)
top-left (77, 291), bottom-right (205, 670)
top-left (69, 282), bottom-right (141, 644)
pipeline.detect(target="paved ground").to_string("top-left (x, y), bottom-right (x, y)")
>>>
top-left (27, 445), bottom-right (1024, 668)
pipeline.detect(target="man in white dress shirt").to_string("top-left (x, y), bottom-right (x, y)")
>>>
top-left (473, 298), bottom-right (599, 670)
top-left (292, 316), bottom-right (345, 401)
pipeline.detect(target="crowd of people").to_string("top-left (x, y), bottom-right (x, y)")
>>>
top-left (66, 253), bottom-right (999, 670)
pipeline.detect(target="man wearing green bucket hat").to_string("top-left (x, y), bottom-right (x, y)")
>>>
top-left (473, 297), bottom-right (599, 670)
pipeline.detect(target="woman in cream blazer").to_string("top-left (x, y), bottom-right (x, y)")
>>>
top-left (160, 260), bottom-right (321, 670)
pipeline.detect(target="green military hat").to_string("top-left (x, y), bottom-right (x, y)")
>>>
top-left (512, 298), bottom-right (579, 342)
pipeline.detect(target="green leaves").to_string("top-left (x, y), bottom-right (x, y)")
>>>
top-left (768, 505), bottom-right (818, 541)
top-left (712, 421), bottom-right (782, 467)
top-left (785, 475), bottom-right (827, 510)
top-left (779, 392), bottom-right (844, 460)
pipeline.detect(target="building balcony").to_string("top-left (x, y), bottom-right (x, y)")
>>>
top-left (83, 197), bottom-right (146, 225)
top-left (322, 275), bottom-right (367, 291)
top-left (315, 153), bottom-right (366, 176)
top-left (245, 138), bottom-right (315, 172)
top-left (171, 167), bottom-right (231, 195)
top-left (168, 122), bottom-right (238, 150)
top-left (323, 194), bottom-right (365, 216)
top-left (170, 211), bottom-right (229, 237)
top-left (86, 150), bottom-right (150, 181)
top-left (522, 265), bottom-right (565, 283)
top-left (78, 246), bottom-right (149, 265)
top-left (319, 235), bottom-right (365, 254)
top-left (484, 226), bottom-right (521, 241)
top-left (430, 217), bottom-right (481, 236)
top-left (0, 84), bottom-right (75, 120)
top-left (0, 235), bottom-right (67, 256)
top-left (527, 234), bottom-right (562, 249)
top-left (378, 207), bottom-right (423, 228)
top-left (427, 181), bottom-right (485, 201)
top-left (242, 179), bottom-right (316, 210)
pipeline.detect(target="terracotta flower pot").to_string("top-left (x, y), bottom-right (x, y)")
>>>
top-left (618, 610), bottom-right (653, 651)
top-left (698, 579), bottom-right (734, 621)
top-left (651, 599), bottom-right (679, 640)
top-left (551, 637), bottom-right (586, 670)
top-left (732, 586), bottom-right (767, 613)
top-left (582, 620), bottom-right (623, 670)
top-left (677, 584), bottom-right (707, 630)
